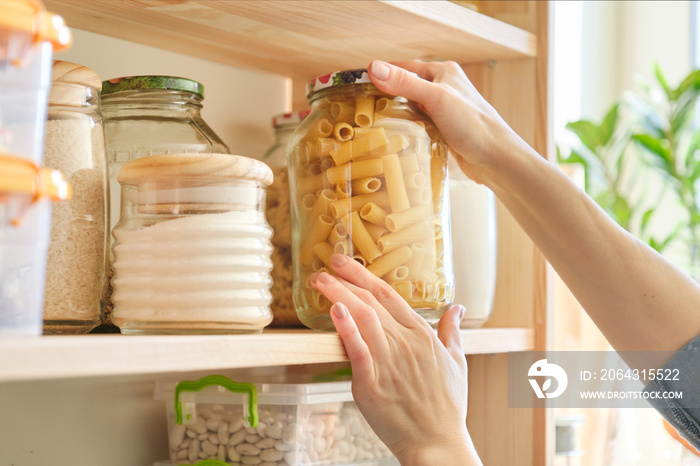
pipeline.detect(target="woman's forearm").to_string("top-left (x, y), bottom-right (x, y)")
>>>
top-left (484, 138), bottom-right (700, 364)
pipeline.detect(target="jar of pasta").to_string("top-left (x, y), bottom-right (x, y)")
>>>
top-left (288, 69), bottom-right (454, 331)
top-left (111, 153), bottom-right (274, 334)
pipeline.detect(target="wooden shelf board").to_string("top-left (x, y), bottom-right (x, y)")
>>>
top-left (44, 0), bottom-right (536, 80)
top-left (0, 328), bottom-right (533, 383)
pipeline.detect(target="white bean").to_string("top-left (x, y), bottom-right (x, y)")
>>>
top-left (236, 443), bottom-right (261, 456)
top-left (202, 439), bottom-right (218, 456)
top-left (228, 446), bottom-right (242, 461)
top-left (229, 418), bottom-right (244, 433)
top-left (229, 429), bottom-right (247, 446)
top-left (255, 422), bottom-right (268, 438)
top-left (241, 456), bottom-right (263, 465)
top-left (188, 438), bottom-right (201, 462)
top-left (219, 421), bottom-right (230, 444)
top-left (255, 438), bottom-right (275, 449)
top-left (244, 434), bottom-right (261, 444)
top-left (192, 418), bottom-right (208, 434)
top-left (218, 444), bottom-right (227, 461)
top-left (170, 423), bottom-right (186, 446)
top-left (260, 448), bottom-right (285, 462)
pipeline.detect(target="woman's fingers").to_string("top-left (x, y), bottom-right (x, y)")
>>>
top-left (368, 60), bottom-right (444, 109)
top-left (437, 305), bottom-right (467, 362)
top-left (329, 254), bottom-right (425, 328)
top-left (330, 302), bottom-right (376, 384)
top-left (311, 271), bottom-right (390, 358)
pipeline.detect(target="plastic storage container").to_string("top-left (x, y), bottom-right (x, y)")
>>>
top-left (42, 60), bottom-right (107, 334)
top-left (288, 69), bottom-right (454, 330)
top-left (101, 75), bottom-right (230, 326)
top-left (111, 153), bottom-right (274, 334)
top-left (0, 0), bottom-right (71, 337)
top-left (154, 375), bottom-right (396, 465)
top-left (263, 111), bottom-right (309, 328)
top-left (0, 156), bottom-right (69, 335)
top-left (448, 160), bottom-right (497, 328)
top-left (0, 0), bottom-right (71, 164)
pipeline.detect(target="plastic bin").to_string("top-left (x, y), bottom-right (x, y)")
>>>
top-left (154, 375), bottom-right (396, 465)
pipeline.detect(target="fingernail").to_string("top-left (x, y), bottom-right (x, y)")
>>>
top-left (458, 305), bottom-right (466, 321)
top-left (331, 254), bottom-right (349, 267)
top-left (309, 273), bottom-right (319, 284)
top-left (370, 60), bottom-right (390, 81)
top-left (331, 302), bottom-right (348, 320)
top-left (318, 272), bottom-right (335, 284)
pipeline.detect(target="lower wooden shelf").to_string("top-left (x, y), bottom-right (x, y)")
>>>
top-left (0, 328), bottom-right (533, 383)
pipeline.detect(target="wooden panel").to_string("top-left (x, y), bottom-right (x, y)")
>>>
top-left (44, 0), bottom-right (536, 80)
top-left (0, 328), bottom-right (533, 383)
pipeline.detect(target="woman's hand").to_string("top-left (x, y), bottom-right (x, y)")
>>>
top-left (367, 59), bottom-right (529, 186)
top-left (310, 254), bottom-right (482, 466)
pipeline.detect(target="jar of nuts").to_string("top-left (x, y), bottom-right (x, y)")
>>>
top-left (288, 69), bottom-right (455, 331)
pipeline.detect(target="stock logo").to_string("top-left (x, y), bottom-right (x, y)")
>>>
top-left (528, 358), bottom-right (568, 399)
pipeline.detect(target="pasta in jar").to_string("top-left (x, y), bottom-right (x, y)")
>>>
top-left (288, 69), bottom-right (454, 330)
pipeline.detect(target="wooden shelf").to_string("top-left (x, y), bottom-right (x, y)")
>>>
top-left (43, 0), bottom-right (537, 79)
top-left (0, 328), bottom-right (533, 383)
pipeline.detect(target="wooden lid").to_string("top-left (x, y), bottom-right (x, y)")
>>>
top-left (51, 60), bottom-right (102, 89)
top-left (117, 153), bottom-right (274, 186)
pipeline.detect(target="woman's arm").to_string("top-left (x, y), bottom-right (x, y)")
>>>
top-left (367, 60), bottom-right (700, 368)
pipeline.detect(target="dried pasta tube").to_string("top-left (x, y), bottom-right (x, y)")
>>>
top-left (307, 117), bottom-right (333, 139)
top-left (333, 122), bottom-right (354, 141)
top-left (384, 265), bottom-right (409, 282)
top-left (407, 187), bottom-right (432, 206)
top-left (326, 158), bottom-right (384, 188)
top-left (385, 205), bottom-right (432, 232)
top-left (369, 134), bottom-right (410, 157)
top-left (334, 184), bottom-right (349, 199)
top-left (330, 191), bottom-right (391, 218)
top-left (331, 101), bottom-right (355, 123)
top-left (312, 257), bottom-right (326, 272)
top-left (391, 280), bottom-right (413, 301)
top-left (309, 189), bottom-right (337, 220)
top-left (308, 161), bottom-right (323, 176)
top-left (353, 255), bottom-right (368, 267)
top-left (334, 239), bottom-right (352, 255)
top-left (297, 173), bottom-right (327, 194)
top-left (360, 202), bottom-right (389, 227)
top-left (349, 211), bottom-right (382, 263)
top-left (405, 243), bottom-right (427, 280)
top-left (404, 171), bottom-right (427, 189)
top-left (367, 246), bottom-right (412, 278)
top-left (320, 156), bottom-right (335, 171)
top-left (377, 221), bottom-right (432, 254)
top-left (300, 215), bottom-right (334, 265)
top-left (351, 177), bottom-right (381, 195)
top-left (355, 94), bottom-right (375, 127)
top-left (301, 193), bottom-right (317, 214)
top-left (317, 138), bottom-right (338, 157)
top-left (364, 221), bottom-right (388, 242)
top-left (328, 223), bottom-right (348, 245)
top-left (313, 241), bottom-right (335, 269)
top-left (375, 97), bottom-right (399, 113)
top-left (399, 153), bottom-right (420, 174)
top-left (381, 153), bottom-right (410, 213)
top-left (330, 128), bottom-right (388, 165)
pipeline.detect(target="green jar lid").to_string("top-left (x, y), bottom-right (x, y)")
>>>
top-left (101, 76), bottom-right (204, 98)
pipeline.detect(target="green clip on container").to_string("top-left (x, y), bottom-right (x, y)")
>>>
top-left (154, 375), bottom-right (396, 465)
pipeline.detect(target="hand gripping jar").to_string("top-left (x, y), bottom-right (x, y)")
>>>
top-left (111, 153), bottom-right (274, 334)
top-left (288, 69), bottom-right (454, 330)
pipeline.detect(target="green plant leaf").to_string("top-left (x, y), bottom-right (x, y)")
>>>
top-left (671, 69), bottom-right (700, 100)
top-left (600, 104), bottom-right (620, 145)
top-left (566, 120), bottom-right (605, 153)
top-left (632, 134), bottom-right (673, 172)
top-left (654, 63), bottom-right (673, 100)
top-left (641, 208), bottom-right (655, 233)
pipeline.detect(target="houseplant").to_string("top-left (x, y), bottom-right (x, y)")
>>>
top-left (559, 65), bottom-right (700, 276)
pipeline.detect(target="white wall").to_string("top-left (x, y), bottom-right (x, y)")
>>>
top-left (54, 29), bottom-right (290, 159)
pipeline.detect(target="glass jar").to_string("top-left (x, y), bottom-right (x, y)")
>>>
top-left (263, 111), bottom-right (309, 328)
top-left (448, 158), bottom-right (497, 328)
top-left (111, 153), bottom-right (274, 334)
top-left (288, 69), bottom-right (454, 330)
top-left (101, 75), bottom-right (230, 325)
top-left (42, 60), bottom-right (108, 334)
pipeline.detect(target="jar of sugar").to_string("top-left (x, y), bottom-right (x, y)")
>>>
top-left (43, 60), bottom-right (108, 334)
top-left (111, 153), bottom-right (274, 334)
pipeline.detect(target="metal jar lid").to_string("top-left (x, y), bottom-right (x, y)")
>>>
top-left (306, 68), bottom-right (371, 99)
top-left (101, 76), bottom-right (205, 99)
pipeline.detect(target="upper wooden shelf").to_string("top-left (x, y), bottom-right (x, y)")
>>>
top-left (0, 328), bottom-right (533, 383)
top-left (43, 0), bottom-right (537, 80)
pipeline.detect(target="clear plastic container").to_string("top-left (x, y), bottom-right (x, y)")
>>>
top-left (263, 111), bottom-right (309, 328)
top-left (0, 0), bottom-right (71, 337)
top-left (0, 156), bottom-right (69, 336)
top-left (101, 75), bottom-right (230, 326)
top-left (0, 0), bottom-right (71, 164)
top-left (42, 60), bottom-right (108, 334)
top-left (111, 153), bottom-right (274, 334)
top-left (154, 375), bottom-right (396, 465)
top-left (288, 69), bottom-right (454, 330)
top-left (448, 160), bottom-right (497, 328)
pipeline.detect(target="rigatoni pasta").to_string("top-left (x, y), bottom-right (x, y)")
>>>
top-left (288, 69), bottom-right (453, 330)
